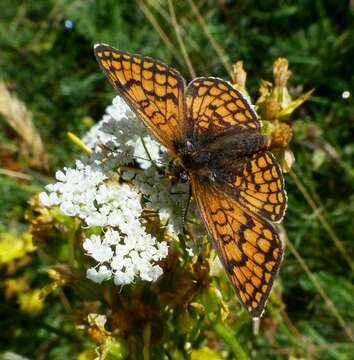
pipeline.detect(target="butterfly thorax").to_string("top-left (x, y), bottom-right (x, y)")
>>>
top-left (176, 130), bottom-right (269, 178)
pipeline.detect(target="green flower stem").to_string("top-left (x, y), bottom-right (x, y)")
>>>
top-left (213, 322), bottom-right (249, 360)
top-left (289, 169), bottom-right (354, 272)
top-left (67, 132), bottom-right (92, 154)
top-left (68, 232), bottom-right (74, 268)
top-left (67, 220), bottom-right (77, 268)
top-left (143, 322), bottom-right (151, 360)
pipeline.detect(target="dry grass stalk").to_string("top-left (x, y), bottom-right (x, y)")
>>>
top-left (0, 81), bottom-right (48, 170)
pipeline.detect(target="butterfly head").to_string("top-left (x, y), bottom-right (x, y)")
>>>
top-left (166, 155), bottom-right (189, 182)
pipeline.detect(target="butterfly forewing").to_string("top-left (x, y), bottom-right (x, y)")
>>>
top-left (185, 77), bottom-right (259, 142)
top-left (191, 175), bottom-right (283, 317)
top-left (94, 44), bottom-right (186, 154)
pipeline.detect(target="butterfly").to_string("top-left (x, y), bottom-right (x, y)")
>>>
top-left (94, 44), bottom-right (287, 318)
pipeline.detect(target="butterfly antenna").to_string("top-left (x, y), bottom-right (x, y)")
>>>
top-left (140, 137), bottom-right (160, 170)
top-left (132, 155), bottom-right (165, 166)
top-left (97, 142), bottom-right (167, 166)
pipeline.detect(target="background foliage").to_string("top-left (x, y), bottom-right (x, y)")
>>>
top-left (0, 0), bottom-right (353, 359)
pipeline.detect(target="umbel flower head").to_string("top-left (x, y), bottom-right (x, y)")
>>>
top-left (39, 96), bottom-right (182, 286)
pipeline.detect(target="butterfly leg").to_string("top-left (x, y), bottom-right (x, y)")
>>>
top-left (181, 184), bottom-right (194, 243)
top-left (182, 183), bottom-right (192, 229)
top-left (169, 190), bottom-right (187, 195)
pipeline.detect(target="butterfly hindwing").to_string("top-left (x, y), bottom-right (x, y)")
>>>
top-left (225, 151), bottom-right (287, 223)
top-left (191, 175), bottom-right (283, 317)
top-left (94, 44), bottom-right (186, 154)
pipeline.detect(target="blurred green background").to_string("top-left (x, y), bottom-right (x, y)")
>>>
top-left (0, 1), bottom-right (354, 359)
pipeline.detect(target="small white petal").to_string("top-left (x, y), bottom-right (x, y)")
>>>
top-left (60, 201), bottom-right (78, 216)
top-left (92, 246), bottom-right (113, 263)
top-left (113, 268), bottom-right (135, 285)
top-left (86, 266), bottom-right (112, 283)
top-left (83, 235), bottom-right (113, 263)
top-left (38, 192), bottom-right (50, 206)
top-left (157, 242), bottom-right (169, 259)
top-left (55, 170), bottom-right (65, 182)
top-left (103, 229), bottom-right (121, 245)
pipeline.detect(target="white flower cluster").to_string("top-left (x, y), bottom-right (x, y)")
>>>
top-left (39, 96), bottom-right (183, 285)
top-left (83, 229), bottom-right (168, 285)
top-left (84, 96), bottom-right (188, 233)
top-left (83, 96), bottom-right (162, 170)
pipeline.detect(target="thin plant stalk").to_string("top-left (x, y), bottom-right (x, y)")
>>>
top-left (145, 0), bottom-right (200, 50)
top-left (283, 228), bottom-right (354, 341)
top-left (186, 0), bottom-right (233, 78)
top-left (137, 0), bottom-right (185, 66)
top-left (167, 0), bottom-right (196, 78)
top-left (289, 168), bottom-right (354, 272)
top-left (143, 323), bottom-right (151, 360)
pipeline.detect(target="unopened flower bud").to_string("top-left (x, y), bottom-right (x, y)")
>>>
top-left (261, 98), bottom-right (281, 121)
top-left (271, 123), bottom-right (293, 150)
top-left (232, 61), bottom-right (247, 88)
top-left (273, 58), bottom-right (291, 88)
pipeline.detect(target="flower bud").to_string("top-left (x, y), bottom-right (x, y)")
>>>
top-left (273, 58), bottom-right (291, 88)
top-left (232, 61), bottom-right (247, 88)
top-left (272, 58), bottom-right (293, 109)
top-left (231, 61), bottom-right (249, 97)
top-left (261, 98), bottom-right (281, 121)
top-left (271, 123), bottom-right (293, 150)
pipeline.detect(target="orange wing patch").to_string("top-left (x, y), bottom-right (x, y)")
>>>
top-left (192, 175), bottom-right (283, 318)
top-left (185, 78), bottom-right (259, 137)
top-left (229, 151), bottom-right (287, 222)
top-left (94, 44), bottom-right (186, 154)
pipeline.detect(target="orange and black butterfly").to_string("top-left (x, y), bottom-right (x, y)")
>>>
top-left (94, 44), bottom-right (287, 318)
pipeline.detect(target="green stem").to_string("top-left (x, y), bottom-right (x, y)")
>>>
top-left (186, 0), bottom-right (233, 78)
top-left (67, 220), bottom-right (76, 268)
top-left (167, 0), bottom-right (196, 78)
top-left (143, 322), bottom-right (151, 360)
top-left (289, 169), bottom-right (354, 272)
top-left (286, 236), bottom-right (354, 341)
top-left (67, 131), bottom-right (92, 154)
top-left (213, 322), bottom-right (249, 360)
